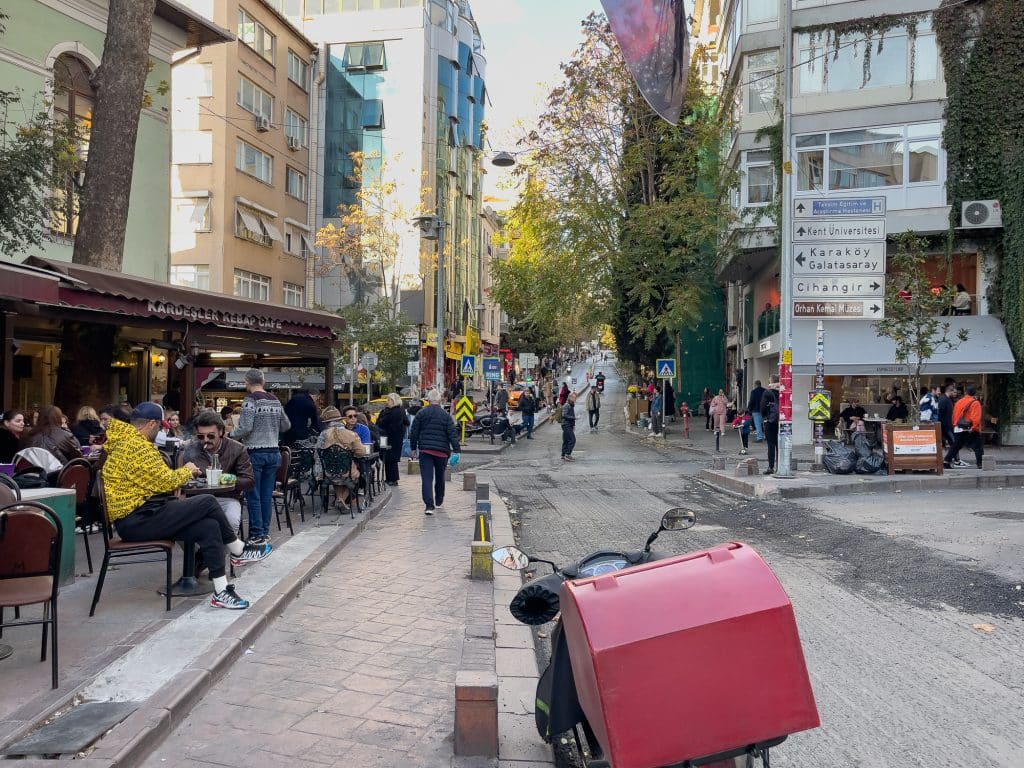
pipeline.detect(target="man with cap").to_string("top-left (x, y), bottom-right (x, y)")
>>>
top-left (101, 402), bottom-right (271, 610)
top-left (314, 407), bottom-right (366, 512)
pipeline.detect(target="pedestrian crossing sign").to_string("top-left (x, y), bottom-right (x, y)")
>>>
top-left (461, 355), bottom-right (475, 376)
top-left (656, 358), bottom-right (676, 379)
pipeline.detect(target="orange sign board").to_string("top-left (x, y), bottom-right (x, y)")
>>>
top-left (892, 428), bottom-right (939, 455)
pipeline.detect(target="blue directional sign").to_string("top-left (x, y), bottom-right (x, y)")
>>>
top-left (656, 358), bottom-right (676, 379)
top-left (460, 355), bottom-right (475, 376)
top-left (794, 197), bottom-right (886, 218)
top-left (482, 357), bottom-right (502, 382)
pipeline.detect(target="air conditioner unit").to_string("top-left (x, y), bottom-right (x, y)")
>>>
top-left (961, 200), bottom-right (1002, 229)
top-left (255, 115), bottom-right (271, 132)
top-left (286, 135), bottom-right (301, 151)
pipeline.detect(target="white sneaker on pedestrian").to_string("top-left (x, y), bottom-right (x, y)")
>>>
top-left (740, 449), bottom-right (748, 455)
top-left (424, 506), bottom-right (435, 516)
top-left (953, 459), bottom-right (970, 468)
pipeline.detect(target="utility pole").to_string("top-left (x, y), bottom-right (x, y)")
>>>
top-left (435, 221), bottom-right (447, 396)
top-left (776, 0), bottom-right (796, 479)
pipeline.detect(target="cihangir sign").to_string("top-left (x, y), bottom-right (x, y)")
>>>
top-left (656, 358), bottom-right (676, 379)
top-left (454, 396), bottom-right (475, 423)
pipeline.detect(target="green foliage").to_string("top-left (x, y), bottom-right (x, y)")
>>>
top-left (873, 232), bottom-right (968, 397)
top-left (334, 298), bottom-right (413, 389)
top-left (935, 0), bottom-right (1024, 426)
top-left (0, 12), bottom-right (81, 256)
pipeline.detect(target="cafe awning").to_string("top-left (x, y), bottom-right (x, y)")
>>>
top-left (792, 315), bottom-right (1016, 376)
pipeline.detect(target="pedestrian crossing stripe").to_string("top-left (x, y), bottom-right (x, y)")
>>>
top-left (656, 359), bottom-right (675, 379)
top-left (461, 355), bottom-right (475, 376)
top-left (454, 396), bottom-right (475, 422)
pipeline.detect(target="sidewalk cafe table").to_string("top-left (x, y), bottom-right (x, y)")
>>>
top-left (159, 482), bottom-right (236, 597)
top-left (20, 487), bottom-right (77, 587)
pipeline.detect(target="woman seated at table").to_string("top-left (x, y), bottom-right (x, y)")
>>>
top-left (71, 405), bottom-right (104, 447)
top-left (314, 407), bottom-right (366, 509)
top-left (0, 409), bottom-right (26, 463)
top-left (155, 410), bottom-right (182, 448)
top-left (886, 396), bottom-right (909, 422)
top-left (24, 405), bottom-right (83, 465)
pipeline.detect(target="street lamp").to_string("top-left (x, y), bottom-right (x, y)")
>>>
top-left (412, 214), bottom-right (447, 395)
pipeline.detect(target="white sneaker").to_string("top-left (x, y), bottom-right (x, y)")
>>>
top-left (953, 459), bottom-right (970, 468)
top-left (434, 502), bottom-right (444, 511)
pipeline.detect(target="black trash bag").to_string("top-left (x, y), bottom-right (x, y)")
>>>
top-left (856, 454), bottom-right (886, 474)
top-left (852, 433), bottom-right (874, 458)
top-left (823, 453), bottom-right (856, 474)
top-left (13, 467), bottom-right (48, 489)
top-left (825, 439), bottom-right (849, 455)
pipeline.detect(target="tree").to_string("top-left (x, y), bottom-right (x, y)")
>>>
top-left (334, 299), bottom-right (413, 392)
top-left (0, 13), bottom-right (80, 256)
top-left (873, 232), bottom-right (968, 399)
top-left (316, 152), bottom-right (412, 314)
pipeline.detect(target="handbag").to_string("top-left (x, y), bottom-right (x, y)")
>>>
top-left (379, 435), bottom-right (390, 450)
top-left (956, 417), bottom-right (972, 430)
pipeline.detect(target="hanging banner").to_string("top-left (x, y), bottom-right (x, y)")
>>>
top-left (600, 0), bottom-right (689, 125)
top-left (779, 348), bottom-right (793, 422)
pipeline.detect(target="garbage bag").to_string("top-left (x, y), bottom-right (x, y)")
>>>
top-left (855, 454), bottom-right (885, 474)
top-left (823, 453), bottom-right (855, 474)
top-left (852, 433), bottom-right (874, 459)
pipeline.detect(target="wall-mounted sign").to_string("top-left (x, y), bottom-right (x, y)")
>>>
top-left (759, 339), bottom-right (772, 353)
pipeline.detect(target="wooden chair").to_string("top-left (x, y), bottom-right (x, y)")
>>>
top-left (0, 473), bottom-right (20, 505)
top-left (0, 501), bottom-right (63, 689)
top-left (56, 458), bottom-right (94, 574)
top-left (271, 447), bottom-right (295, 536)
top-left (89, 482), bottom-right (174, 616)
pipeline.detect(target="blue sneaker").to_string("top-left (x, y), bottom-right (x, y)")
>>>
top-left (231, 542), bottom-right (272, 567)
top-left (211, 584), bottom-right (250, 610)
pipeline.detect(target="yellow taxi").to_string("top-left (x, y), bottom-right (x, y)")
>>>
top-left (364, 396), bottom-right (428, 424)
top-left (507, 383), bottom-right (533, 410)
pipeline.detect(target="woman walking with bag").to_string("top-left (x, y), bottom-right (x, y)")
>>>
top-left (709, 389), bottom-right (729, 435)
top-left (376, 393), bottom-right (408, 486)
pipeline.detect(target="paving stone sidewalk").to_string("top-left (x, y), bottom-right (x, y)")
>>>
top-left (140, 482), bottom-right (494, 768)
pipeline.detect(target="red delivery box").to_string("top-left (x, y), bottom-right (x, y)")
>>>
top-left (559, 542), bottom-right (819, 768)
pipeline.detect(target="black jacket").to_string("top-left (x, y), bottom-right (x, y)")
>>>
top-left (375, 405), bottom-right (407, 453)
top-left (282, 393), bottom-right (321, 443)
top-left (747, 386), bottom-right (765, 414)
top-left (0, 428), bottom-right (20, 463)
top-left (937, 394), bottom-right (954, 435)
top-left (519, 392), bottom-right (537, 415)
top-left (409, 405), bottom-right (460, 455)
top-left (760, 388), bottom-right (780, 425)
top-left (71, 418), bottom-right (104, 447)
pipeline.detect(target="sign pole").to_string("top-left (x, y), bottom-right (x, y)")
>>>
top-left (776, 0), bottom-right (795, 479)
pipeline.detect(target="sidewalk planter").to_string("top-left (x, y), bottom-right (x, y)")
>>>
top-left (559, 542), bottom-right (819, 768)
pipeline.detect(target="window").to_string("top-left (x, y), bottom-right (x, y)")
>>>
top-left (172, 196), bottom-right (211, 232)
top-left (743, 150), bottom-right (775, 205)
top-left (237, 75), bottom-right (274, 119)
top-left (797, 19), bottom-right (938, 95)
top-left (170, 265), bottom-right (210, 290)
top-left (746, 0), bottom-right (777, 23)
top-left (343, 42), bottom-right (387, 71)
top-left (286, 167), bottom-right (307, 199)
top-left (172, 130), bottom-right (213, 164)
top-left (746, 51), bottom-right (778, 114)
top-left (285, 109), bottom-right (308, 146)
top-left (51, 54), bottom-right (94, 237)
top-left (796, 123), bottom-right (943, 192)
top-left (360, 99), bottom-right (384, 129)
top-left (238, 8), bottom-right (275, 64)
top-left (235, 140), bottom-right (273, 184)
top-left (287, 50), bottom-right (309, 90)
top-left (283, 282), bottom-right (305, 307)
top-left (235, 205), bottom-right (271, 245)
top-left (234, 268), bottom-right (271, 301)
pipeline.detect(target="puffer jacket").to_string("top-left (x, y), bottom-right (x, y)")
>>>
top-left (24, 426), bottom-right (82, 465)
top-left (409, 405), bottom-right (460, 455)
top-left (101, 419), bottom-right (192, 522)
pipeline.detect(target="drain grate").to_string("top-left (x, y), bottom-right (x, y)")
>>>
top-left (3, 701), bottom-right (137, 757)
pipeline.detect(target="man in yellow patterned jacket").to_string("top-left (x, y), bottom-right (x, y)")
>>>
top-left (102, 403), bottom-right (271, 609)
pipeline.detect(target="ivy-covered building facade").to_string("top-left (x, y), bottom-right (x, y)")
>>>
top-left (707, 0), bottom-right (1021, 445)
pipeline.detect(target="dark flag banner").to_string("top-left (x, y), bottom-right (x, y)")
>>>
top-left (600, 0), bottom-right (689, 125)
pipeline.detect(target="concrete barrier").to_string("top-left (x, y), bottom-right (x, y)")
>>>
top-left (454, 670), bottom-right (498, 756)
top-left (470, 540), bottom-right (493, 581)
top-left (463, 472), bottom-right (476, 491)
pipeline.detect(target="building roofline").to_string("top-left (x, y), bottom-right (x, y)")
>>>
top-left (156, 0), bottom-right (235, 46)
top-left (254, 0), bottom-right (318, 53)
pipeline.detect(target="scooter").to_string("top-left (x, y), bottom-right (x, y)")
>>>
top-left (493, 509), bottom-right (780, 768)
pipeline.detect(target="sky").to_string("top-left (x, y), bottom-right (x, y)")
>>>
top-left (469, 0), bottom-right (599, 203)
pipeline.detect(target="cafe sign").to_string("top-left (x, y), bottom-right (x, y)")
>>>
top-left (147, 300), bottom-right (284, 331)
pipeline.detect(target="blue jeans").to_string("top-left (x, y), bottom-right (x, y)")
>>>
top-left (246, 449), bottom-right (281, 539)
top-left (752, 411), bottom-right (764, 441)
top-left (419, 452), bottom-right (447, 508)
top-left (522, 412), bottom-right (535, 437)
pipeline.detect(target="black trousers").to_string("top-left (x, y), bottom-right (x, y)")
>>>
top-left (418, 452), bottom-right (447, 507)
top-left (384, 448), bottom-right (400, 484)
top-left (116, 495), bottom-right (235, 579)
top-left (588, 409), bottom-right (600, 428)
top-left (945, 431), bottom-right (984, 467)
top-left (561, 423), bottom-right (576, 456)
top-left (764, 421), bottom-right (779, 470)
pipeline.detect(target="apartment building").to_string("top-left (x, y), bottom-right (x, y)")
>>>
top-left (270, 0), bottom-right (489, 391)
top-left (710, 0), bottom-right (1015, 445)
top-left (171, 0), bottom-right (317, 307)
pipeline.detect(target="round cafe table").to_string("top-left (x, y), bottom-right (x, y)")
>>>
top-left (158, 482), bottom-right (237, 597)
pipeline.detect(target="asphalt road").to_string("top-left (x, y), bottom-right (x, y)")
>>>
top-left (482, 358), bottom-right (1024, 768)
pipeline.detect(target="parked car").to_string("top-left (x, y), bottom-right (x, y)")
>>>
top-left (364, 396), bottom-right (428, 424)
top-left (507, 383), bottom-right (534, 410)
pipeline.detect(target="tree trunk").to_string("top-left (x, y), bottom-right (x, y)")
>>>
top-left (53, 323), bottom-right (119, 416)
top-left (72, 0), bottom-right (156, 270)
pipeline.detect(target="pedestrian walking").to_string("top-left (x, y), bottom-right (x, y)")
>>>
top-left (944, 386), bottom-right (983, 469)
top-left (709, 389), bottom-right (728, 434)
top-left (760, 375), bottom-right (781, 474)
top-left (918, 386), bottom-right (939, 423)
top-left (701, 386), bottom-right (712, 430)
top-left (937, 385), bottom-right (955, 447)
top-left (560, 392), bottom-right (577, 461)
top-left (747, 380), bottom-right (765, 441)
top-left (585, 387), bottom-right (601, 432)
top-left (519, 387), bottom-right (537, 439)
top-left (409, 389), bottom-right (461, 515)
top-left (651, 389), bottom-right (664, 435)
top-left (732, 410), bottom-right (752, 454)
top-left (231, 368), bottom-right (290, 545)
top-left (558, 382), bottom-right (570, 405)
top-left (495, 383), bottom-right (509, 414)
top-left (375, 392), bottom-right (408, 486)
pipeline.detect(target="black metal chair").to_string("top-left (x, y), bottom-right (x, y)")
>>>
top-left (56, 458), bottom-right (94, 574)
top-left (318, 445), bottom-right (360, 521)
top-left (0, 501), bottom-right (63, 689)
top-left (271, 447), bottom-right (295, 536)
top-left (286, 446), bottom-right (313, 522)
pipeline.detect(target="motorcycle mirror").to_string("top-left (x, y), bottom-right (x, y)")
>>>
top-left (492, 546), bottom-right (530, 571)
top-left (661, 507), bottom-right (696, 531)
